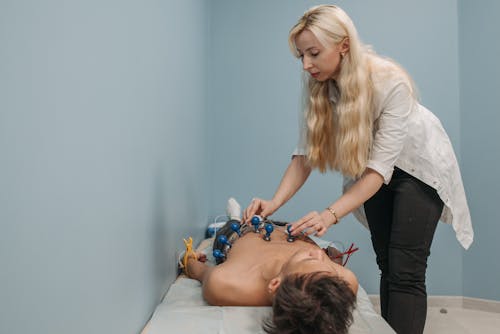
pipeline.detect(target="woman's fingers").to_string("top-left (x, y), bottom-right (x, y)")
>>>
top-left (243, 198), bottom-right (278, 224)
top-left (260, 203), bottom-right (272, 218)
top-left (291, 211), bottom-right (318, 235)
top-left (291, 211), bottom-right (330, 236)
top-left (243, 198), bottom-right (262, 223)
top-left (303, 222), bottom-right (320, 236)
top-left (243, 199), bottom-right (253, 222)
top-left (316, 226), bottom-right (327, 237)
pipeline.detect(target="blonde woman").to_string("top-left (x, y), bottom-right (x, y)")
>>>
top-left (243, 5), bottom-right (473, 334)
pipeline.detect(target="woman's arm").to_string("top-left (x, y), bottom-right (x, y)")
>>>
top-left (243, 155), bottom-right (312, 222)
top-left (290, 168), bottom-right (384, 236)
top-left (272, 155), bottom-right (312, 208)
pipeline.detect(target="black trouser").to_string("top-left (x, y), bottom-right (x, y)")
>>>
top-left (364, 167), bottom-right (443, 334)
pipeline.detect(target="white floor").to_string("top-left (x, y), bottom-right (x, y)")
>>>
top-left (370, 301), bottom-right (500, 334)
top-left (424, 306), bottom-right (500, 334)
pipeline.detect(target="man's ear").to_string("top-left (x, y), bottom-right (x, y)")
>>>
top-left (268, 277), bottom-right (282, 295)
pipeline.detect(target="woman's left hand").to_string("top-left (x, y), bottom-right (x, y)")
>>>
top-left (289, 210), bottom-right (334, 237)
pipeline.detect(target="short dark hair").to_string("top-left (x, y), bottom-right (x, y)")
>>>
top-left (263, 271), bottom-right (356, 334)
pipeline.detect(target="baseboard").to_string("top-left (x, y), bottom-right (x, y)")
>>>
top-left (427, 296), bottom-right (464, 308)
top-left (463, 296), bottom-right (500, 313)
top-left (368, 295), bottom-right (500, 313)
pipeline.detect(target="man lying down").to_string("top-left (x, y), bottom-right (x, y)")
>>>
top-left (179, 219), bottom-right (359, 334)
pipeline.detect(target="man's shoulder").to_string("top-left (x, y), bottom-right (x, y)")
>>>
top-left (202, 265), bottom-right (242, 305)
top-left (202, 265), bottom-right (265, 306)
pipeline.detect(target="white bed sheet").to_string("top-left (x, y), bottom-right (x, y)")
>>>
top-left (147, 277), bottom-right (395, 334)
top-left (145, 238), bottom-right (395, 334)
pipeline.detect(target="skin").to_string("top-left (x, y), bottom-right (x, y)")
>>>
top-left (295, 29), bottom-right (347, 81)
top-left (185, 226), bottom-right (358, 306)
top-left (243, 29), bottom-right (384, 237)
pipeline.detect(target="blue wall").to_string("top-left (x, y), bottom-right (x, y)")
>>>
top-left (0, 0), bottom-right (209, 333)
top-left (209, 0), bottom-right (464, 296)
top-left (459, 0), bottom-right (500, 301)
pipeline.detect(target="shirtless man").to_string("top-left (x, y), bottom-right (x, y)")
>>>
top-left (181, 220), bottom-right (358, 334)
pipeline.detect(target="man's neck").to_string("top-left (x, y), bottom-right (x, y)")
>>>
top-left (260, 258), bottom-right (284, 304)
top-left (260, 257), bottom-right (284, 281)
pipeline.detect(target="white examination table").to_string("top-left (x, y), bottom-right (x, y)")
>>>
top-left (143, 239), bottom-right (395, 334)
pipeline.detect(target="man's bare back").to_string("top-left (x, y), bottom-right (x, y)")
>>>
top-left (185, 225), bottom-right (358, 306)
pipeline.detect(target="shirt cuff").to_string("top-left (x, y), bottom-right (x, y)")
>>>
top-left (366, 160), bottom-right (394, 184)
top-left (292, 147), bottom-right (306, 157)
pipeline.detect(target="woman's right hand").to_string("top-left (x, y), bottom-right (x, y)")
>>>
top-left (243, 198), bottom-right (279, 224)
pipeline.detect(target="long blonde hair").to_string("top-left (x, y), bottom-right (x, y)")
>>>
top-left (289, 5), bottom-right (413, 178)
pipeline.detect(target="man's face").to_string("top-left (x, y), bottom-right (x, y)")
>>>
top-left (281, 247), bottom-right (339, 275)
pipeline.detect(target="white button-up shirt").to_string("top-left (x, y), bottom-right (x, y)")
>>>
top-left (293, 70), bottom-right (473, 249)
